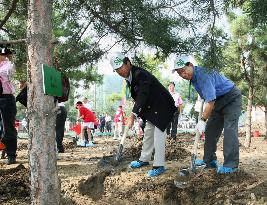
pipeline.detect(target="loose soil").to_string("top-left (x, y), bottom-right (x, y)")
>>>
top-left (0, 133), bottom-right (266, 205)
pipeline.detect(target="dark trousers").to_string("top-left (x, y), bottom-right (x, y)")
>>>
top-left (56, 106), bottom-right (67, 152)
top-left (166, 110), bottom-right (179, 139)
top-left (204, 87), bottom-right (241, 168)
top-left (105, 121), bottom-right (111, 132)
top-left (0, 95), bottom-right (17, 157)
top-left (100, 123), bottom-right (105, 133)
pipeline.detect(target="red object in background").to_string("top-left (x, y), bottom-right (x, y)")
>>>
top-left (0, 141), bottom-right (5, 150)
top-left (14, 119), bottom-right (20, 128)
top-left (71, 123), bottom-right (81, 135)
top-left (253, 130), bottom-right (260, 137)
top-left (201, 132), bottom-right (205, 140)
top-left (123, 117), bottom-right (127, 125)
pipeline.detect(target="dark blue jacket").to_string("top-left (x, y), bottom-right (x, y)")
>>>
top-left (129, 66), bottom-right (176, 132)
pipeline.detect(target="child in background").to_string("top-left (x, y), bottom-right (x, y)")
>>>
top-left (75, 101), bottom-right (95, 147)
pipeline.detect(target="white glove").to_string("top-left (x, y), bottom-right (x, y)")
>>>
top-left (195, 120), bottom-right (206, 133)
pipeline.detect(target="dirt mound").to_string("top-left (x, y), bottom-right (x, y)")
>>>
top-left (122, 138), bottom-right (191, 161)
top-left (164, 169), bottom-right (263, 205)
top-left (17, 140), bottom-right (28, 151)
top-left (64, 141), bottom-right (77, 150)
top-left (166, 140), bottom-right (191, 161)
top-left (0, 164), bottom-right (30, 204)
top-left (123, 141), bottom-right (143, 160)
top-left (78, 170), bottom-right (111, 201)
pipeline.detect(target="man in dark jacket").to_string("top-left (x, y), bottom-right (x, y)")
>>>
top-left (110, 52), bottom-right (176, 177)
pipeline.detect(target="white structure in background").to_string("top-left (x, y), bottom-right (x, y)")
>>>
top-left (195, 95), bottom-right (205, 113)
top-left (178, 102), bottom-right (196, 130)
top-left (21, 118), bottom-right (28, 132)
top-left (65, 119), bottom-right (70, 132)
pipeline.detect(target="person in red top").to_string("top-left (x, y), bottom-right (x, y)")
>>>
top-left (75, 101), bottom-right (95, 147)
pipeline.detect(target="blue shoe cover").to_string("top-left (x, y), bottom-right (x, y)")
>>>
top-left (208, 160), bottom-right (218, 168)
top-left (86, 142), bottom-right (95, 147)
top-left (130, 160), bottom-right (149, 168)
top-left (195, 159), bottom-right (218, 168)
top-left (195, 159), bottom-right (206, 166)
top-left (147, 166), bottom-right (165, 177)
top-left (217, 166), bottom-right (238, 174)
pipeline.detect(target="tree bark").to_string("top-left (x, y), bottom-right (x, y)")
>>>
top-left (265, 105), bottom-right (267, 137)
top-left (27, 1), bottom-right (60, 204)
top-left (245, 86), bottom-right (253, 147)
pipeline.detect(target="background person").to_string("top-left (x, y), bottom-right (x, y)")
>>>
top-left (56, 102), bottom-right (67, 153)
top-left (166, 82), bottom-right (183, 140)
top-left (75, 101), bottom-right (95, 147)
top-left (110, 52), bottom-right (176, 177)
top-left (105, 113), bottom-right (112, 134)
top-left (113, 105), bottom-right (125, 139)
top-left (0, 45), bottom-right (17, 164)
top-left (172, 54), bottom-right (242, 174)
top-left (99, 114), bottom-right (106, 133)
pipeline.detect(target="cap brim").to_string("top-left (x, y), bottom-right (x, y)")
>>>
top-left (113, 64), bottom-right (123, 71)
top-left (172, 69), bottom-right (177, 73)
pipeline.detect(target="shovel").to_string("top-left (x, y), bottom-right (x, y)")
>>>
top-left (178, 130), bottom-right (201, 177)
top-left (178, 100), bottom-right (204, 177)
top-left (113, 126), bottom-right (129, 164)
top-left (190, 130), bottom-right (201, 173)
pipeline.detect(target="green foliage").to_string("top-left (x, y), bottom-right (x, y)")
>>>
top-left (133, 53), bottom-right (166, 80)
top-left (224, 0), bottom-right (267, 28)
top-left (176, 80), bottom-right (197, 103)
top-left (107, 92), bottom-right (123, 103)
top-left (223, 12), bottom-right (267, 107)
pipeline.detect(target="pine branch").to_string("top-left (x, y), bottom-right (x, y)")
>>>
top-left (0, 0), bottom-right (19, 29)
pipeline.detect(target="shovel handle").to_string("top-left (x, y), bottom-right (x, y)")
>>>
top-left (192, 131), bottom-right (201, 156)
top-left (119, 126), bottom-right (129, 145)
top-left (114, 126), bottom-right (130, 162)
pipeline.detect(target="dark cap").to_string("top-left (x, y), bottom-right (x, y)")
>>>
top-left (0, 45), bottom-right (13, 55)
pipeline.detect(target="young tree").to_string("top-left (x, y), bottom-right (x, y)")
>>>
top-left (27, 0), bottom-right (60, 204)
top-left (223, 13), bottom-right (266, 147)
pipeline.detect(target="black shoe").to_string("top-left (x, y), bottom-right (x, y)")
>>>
top-left (7, 156), bottom-right (16, 165)
top-left (58, 149), bottom-right (64, 153)
top-left (1, 150), bottom-right (6, 159)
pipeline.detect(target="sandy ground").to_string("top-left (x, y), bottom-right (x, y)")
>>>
top-left (0, 132), bottom-right (266, 205)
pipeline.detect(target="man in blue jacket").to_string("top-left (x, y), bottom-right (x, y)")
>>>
top-left (110, 52), bottom-right (176, 177)
top-left (173, 55), bottom-right (242, 174)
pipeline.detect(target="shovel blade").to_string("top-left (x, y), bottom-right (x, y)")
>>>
top-left (190, 154), bottom-right (197, 173)
top-left (114, 144), bottom-right (124, 162)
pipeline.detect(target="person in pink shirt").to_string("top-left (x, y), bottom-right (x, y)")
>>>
top-left (166, 82), bottom-right (183, 140)
top-left (0, 45), bottom-right (17, 164)
top-left (75, 101), bottom-right (95, 147)
top-left (113, 105), bottom-right (125, 139)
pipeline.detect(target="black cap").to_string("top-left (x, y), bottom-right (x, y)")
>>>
top-left (0, 44), bottom-right (13, 55)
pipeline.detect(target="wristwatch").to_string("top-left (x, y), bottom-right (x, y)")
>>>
top-left (201, 117), bottom-right (207, 122)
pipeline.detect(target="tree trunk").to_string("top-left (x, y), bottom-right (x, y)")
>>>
top-left (244, 87), bottom-right (253, 147)
top-left (265, 105), bottom-right (267, 137)
top-left (27, 1), bottom-right (60, 204)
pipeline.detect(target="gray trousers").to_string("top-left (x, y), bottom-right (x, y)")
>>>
top-left (139, 121), bottom-right (166, 167)
top-left (204, 87), bottom-right (241, 168)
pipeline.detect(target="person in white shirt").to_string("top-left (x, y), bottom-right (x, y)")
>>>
top-left (104, 113), bottom-right (112, 133)
top-left (166, 82), bottom-right (183, 140)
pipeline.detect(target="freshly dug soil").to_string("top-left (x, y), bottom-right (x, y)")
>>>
top-left (0, 135), bottom-right (266, 205)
